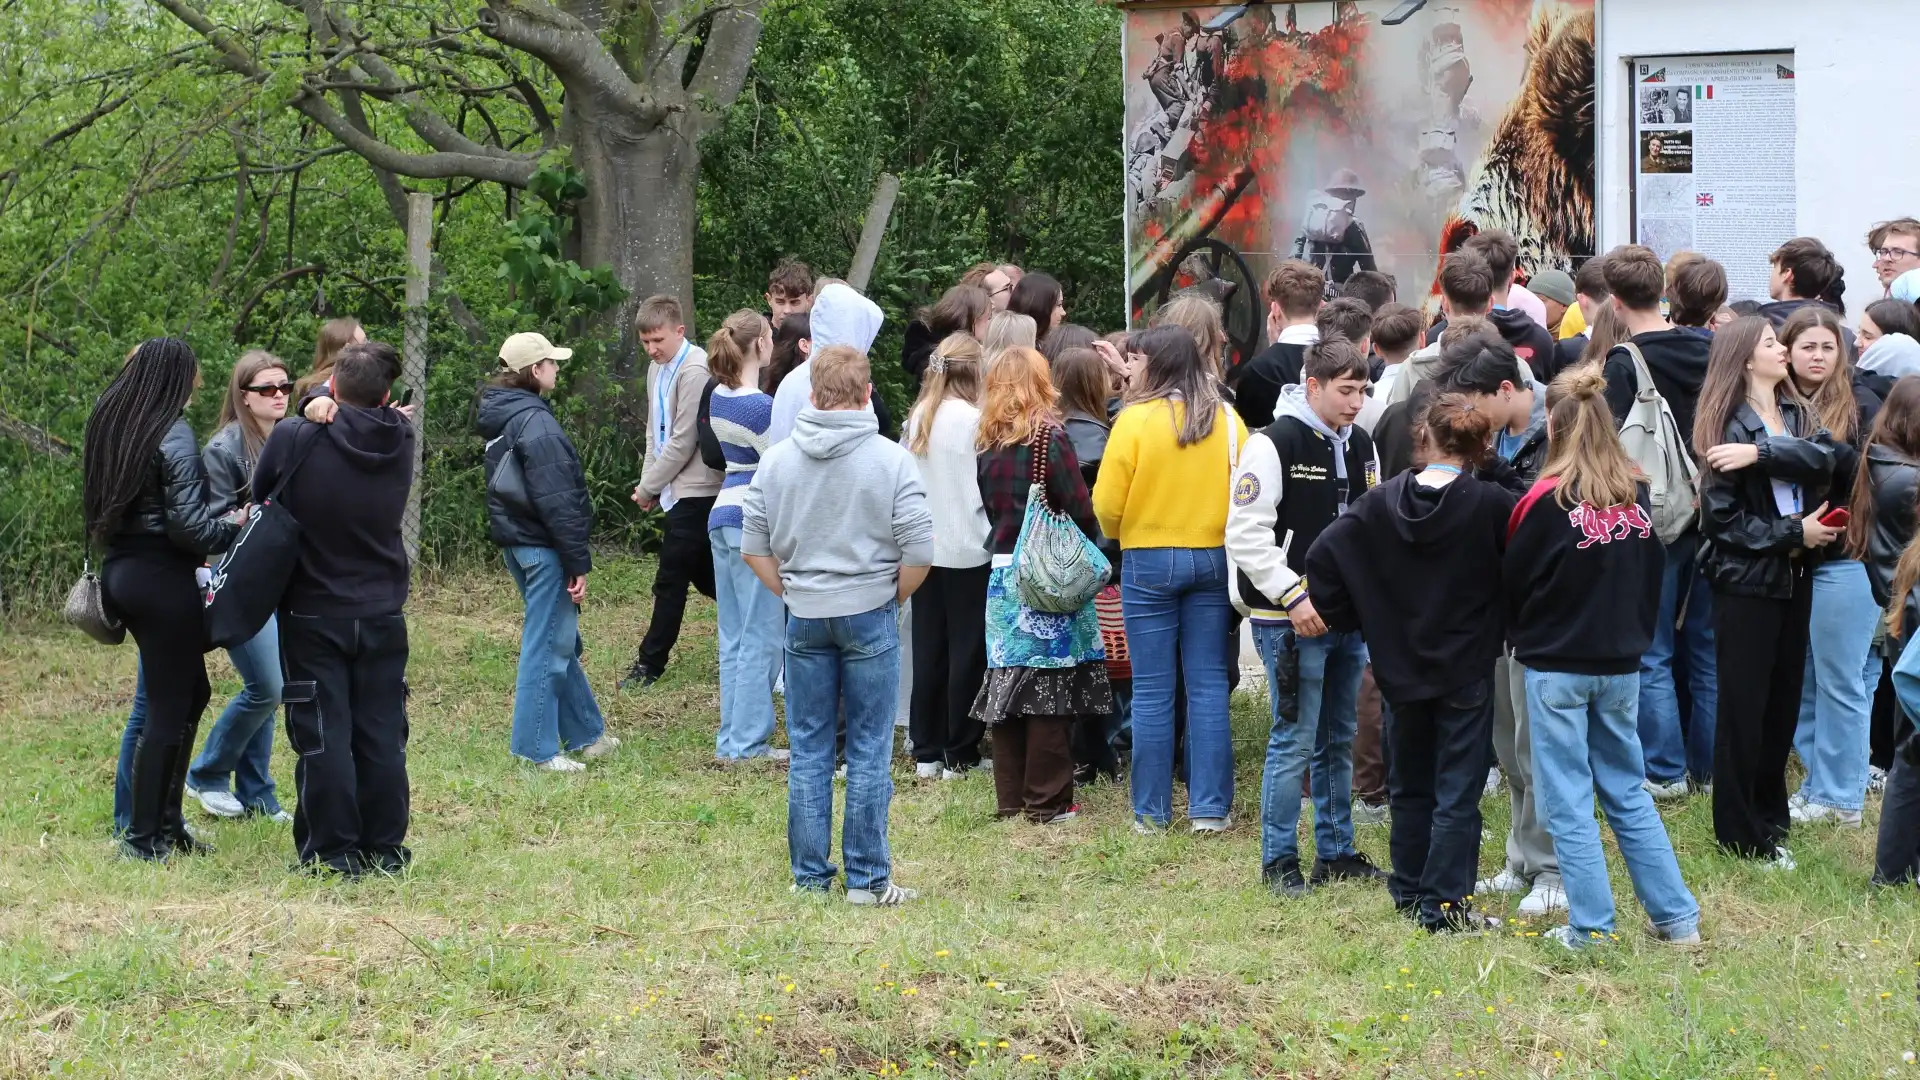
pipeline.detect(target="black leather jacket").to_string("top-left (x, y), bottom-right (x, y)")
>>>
top-left (1864, 443), bottom-right (1920, 608)
top-left (113, 417), bottom-right (241, 557)
top-left (201, 421), bottom-right (255, 517)
top-left (1699, 401), bottom-right (1835, 600)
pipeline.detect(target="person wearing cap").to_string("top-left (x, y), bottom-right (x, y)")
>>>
top-left (479, 332), bottom-right (614, 772)
top-left (1526, 268), bottom-right (1580, 380)
top-left (1296, 168), bottom-right (1377, 286)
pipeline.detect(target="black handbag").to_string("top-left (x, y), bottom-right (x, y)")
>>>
top-left (695, 375), bottom-right (726, 471)
top-left (485, 412), bottom-right (535, 515)
top-left (203, 423), bottom-right (323, 649)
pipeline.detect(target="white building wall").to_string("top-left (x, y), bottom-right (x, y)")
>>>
top-left (1597, 0), bottom-right (1920, 313)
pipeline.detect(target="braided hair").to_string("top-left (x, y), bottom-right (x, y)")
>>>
top-left (82, 338), bottom-right (200, 544)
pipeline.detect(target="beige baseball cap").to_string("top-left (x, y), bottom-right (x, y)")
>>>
top-left (499, 332), bottom-right (573, 372)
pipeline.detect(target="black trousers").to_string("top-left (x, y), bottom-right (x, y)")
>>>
top-left (1384, 670), bottom-right (1494, 931)
top-left (1874, 751), bottom-right (1920, 885)
top-left (991, 715), bottom-right (1076, 822)
top-left (281, 611), bottom-right (411, 874)
top-left (1712, 575), bottom-right (1812, 859)
top-left (103, 545), bottom-right (211, 853)
top-left (637, 495), bottom-right (717, 672)
top-left (908, 565), bottom-right (989, 767)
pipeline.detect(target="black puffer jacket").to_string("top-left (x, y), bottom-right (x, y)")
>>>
top-left (1863, 443), bottom-right (1920, 608)
top-left (1699, 400), bottom-right (1835, 600)
top-left (201, 421), bottom-right (255, 516)
top-left (477, 387), bottom-right (593, 578)
top-left (113, 417), bottom-right (240, 557)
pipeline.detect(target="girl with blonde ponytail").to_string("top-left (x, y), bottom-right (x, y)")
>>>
top-left (903, 333), bottom-right (992, 777)
top-left (1504, 367), bottom-right (1700, 949)
top-left (704, 310), bottom-right (788, 762)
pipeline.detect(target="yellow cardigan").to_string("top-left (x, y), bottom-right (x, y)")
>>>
top-left (1093, 399), bottom-right (1246, 550)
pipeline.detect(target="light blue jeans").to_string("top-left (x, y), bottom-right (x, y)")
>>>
top-left (1794, 558), bottom-right (1880, 811)
top-left (187, 615), bottom-right (285, 811)
top-left (504, 545), bottom-right (606, 763)
top-left (786, 601), bottom-right (900, 892)
top-left (1525, 667), bottom-right (1699, 943)
top-left (710, 527), bottom-right (785, 759)
top-left (1121, 547), bottom-right (1234, 826)
top-left (1254, 623), bottom-right (1367, 872)
top-left (1639, 539), bottom-right (1717, 785)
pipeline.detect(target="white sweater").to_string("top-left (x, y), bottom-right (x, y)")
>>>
top-left (909, 399), bottom-right (992, 568)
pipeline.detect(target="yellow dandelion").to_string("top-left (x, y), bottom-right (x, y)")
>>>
top-left (1484, 1006), bottom-right (1496, 1014)
top-left (946, 1050), bottom-right (957, 1057)
top-left (935, 949), bottom-right (950, 957)
top-left (784, 983), bottom-right (796, 993)
top-left (820, 1048), bottom-right (835, 1057)
top-left (998, 1040), bottom-right (1010, 1048)
top-left (1399, 1014), bottom-right (1410, 1022)
top-left (884, 981), bottom-right (896, 989)
top-left (902, 987), bottom-right (918, 997)
top-left (1022, 1054), bottom-right (1038, 1062)
top-left (977, 1041), bottom-right (989, 1048)
top-left (988, 980), bottom-right (1002, 990)
top-left (1431, 990), bottom-right (1443, 998)
top-left (1881, 992), bottom-right (1894, 1000)
top-left (1552, 1051), bottom-right (1563, 1060)
top-left (1399, 967), bottom-right (1411, 974)
top-left (1598, 1039), bottom-right (1607, 1047)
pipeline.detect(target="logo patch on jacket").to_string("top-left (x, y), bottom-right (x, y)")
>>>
top-left (1233, 473), bottom-right (1261, 506)
top-left (1569, 502), bottom-right (1653, 548)
top-left (1364, 459), bottom-right (1379, 489)
top-left (1288, 463), bottom-right (1329, 482)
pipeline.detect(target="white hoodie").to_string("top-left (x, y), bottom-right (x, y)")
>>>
top-left (768, 283), bottom-right (884, 444)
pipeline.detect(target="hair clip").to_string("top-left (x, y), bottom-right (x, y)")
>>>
top-left (928, 354), bottom-right (949, 375)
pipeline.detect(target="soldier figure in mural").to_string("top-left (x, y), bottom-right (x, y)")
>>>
top-left (1415, 11), bottom-right (1478, 221)
top-left (1130, 11), bottom-right (1232, 214)
top-left (1293, 168), bottom-right (1378, 285)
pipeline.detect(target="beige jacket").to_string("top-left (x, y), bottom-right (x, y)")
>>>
top-left (639, 345), bottom-right (723, 502)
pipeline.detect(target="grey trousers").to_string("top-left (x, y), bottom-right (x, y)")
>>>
top-left (1492, 652), bottom-right (1561, 886)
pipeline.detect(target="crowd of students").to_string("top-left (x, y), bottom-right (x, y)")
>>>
top-left (79, 224), bottom-right (1920, 926)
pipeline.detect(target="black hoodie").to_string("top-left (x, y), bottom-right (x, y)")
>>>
top-left (1304, 471), bottom-right (1515, 703)
top-left (1488, 306), bottom-right (1558, 383)
top-left (1503, 479), bottom-right (1663, 674)
top-left (1601, 327), bottom-right (1711, 442)
top-left (253, 409), bottom-right (414, 618)
top-left (477, 387), bottom-right (595, 578)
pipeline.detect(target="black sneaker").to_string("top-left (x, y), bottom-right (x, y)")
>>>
top-left (1263, 859), bottom-right (1311, 898)
top-left (1311, 851), bottom-right (1388, 884)
top-left (619, 659), bottom-right (662, 690)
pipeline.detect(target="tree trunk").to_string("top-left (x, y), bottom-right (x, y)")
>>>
top-left (569, 106), bottom-right (700, 379)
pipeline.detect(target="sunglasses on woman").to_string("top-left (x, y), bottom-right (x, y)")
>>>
top-left (245, 382), bottom-right (295, 397)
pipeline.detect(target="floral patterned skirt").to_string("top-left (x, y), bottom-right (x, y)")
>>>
top-left (971, 565), bottom-right (1112, 726)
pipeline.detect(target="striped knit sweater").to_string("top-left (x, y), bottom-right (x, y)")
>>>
top-left (707, 386), bottom-right (775, 532)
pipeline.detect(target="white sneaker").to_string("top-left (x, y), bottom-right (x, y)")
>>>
top-left (765, 749), bottom-right (792, 762)
top-left (973, 760), bottom-right (993, 775)
top-left (538, 755), bottom-right (586, 773)
top-left (1484, 768), bottom-right (1502, 797)
top-left (1765, 846), bottom-right (1797, 871)
top-left (1351, 800), bottom-right (1389, 827)
top-left (192, 788), bottom-right (245, 819)
top-left (1475, 867), bottom-right (1528, 895)
top-left (914, 762), bottom-right (943, 780)
top-left (1868, 765), bottom-right (1889, 794)
top-left (579, 735), bottom-right (621, 759)
top-left (1643, 778), bottom-right (1689, 801)
top-left (1542, 925), bottom-right (1584, 951)
top-left (1518, 881), bottom-right (1569, 916)
top-left (1649, 921), bottom-right (1702, 946)
top-left (1190, 816), bottom-right (1231, 834)
top-left (265, 810), bottom-right (293, 825)
top-left (1789, 800), bottom-right (1863, 827)
top-left (1132, 818), bottom-right (1163, 835)
top-left (846, 882), bottom-right (917, 906)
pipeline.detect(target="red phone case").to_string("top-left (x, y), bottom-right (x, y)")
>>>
top-left (1819, 508), bottom-right (1850, 528)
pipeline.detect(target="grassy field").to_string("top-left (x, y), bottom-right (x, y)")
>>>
top-left (2, 553), bottom-right (1917, 1079)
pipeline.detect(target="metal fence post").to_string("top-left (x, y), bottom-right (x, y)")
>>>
top-left (403, 192), bottom-right (432, 567)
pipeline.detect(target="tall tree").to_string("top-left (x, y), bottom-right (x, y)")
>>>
top-left (153, 0), bottom-right (765, 369)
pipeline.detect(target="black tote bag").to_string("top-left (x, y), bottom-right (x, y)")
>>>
top-left (203, 424), bottom-right (322, 649)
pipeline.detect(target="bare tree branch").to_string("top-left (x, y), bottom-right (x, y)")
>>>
top-left (0, 403), bottom-right (74, 458)
top-left (476, 0), bottom-right (672, 126)
top-left (153, 0), bottom-right (540, 187)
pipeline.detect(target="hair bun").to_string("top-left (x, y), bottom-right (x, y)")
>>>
top-left (1574, 371), bottom-right (1607, 399)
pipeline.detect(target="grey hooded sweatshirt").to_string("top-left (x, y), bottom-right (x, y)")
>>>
top-left (742, 406), bottom-right (934, 619)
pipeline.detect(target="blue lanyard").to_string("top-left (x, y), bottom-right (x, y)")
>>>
top-left (1424, 464), bottom-right (1463, 476)
top-left (654, 340), bottom-right (690, 445)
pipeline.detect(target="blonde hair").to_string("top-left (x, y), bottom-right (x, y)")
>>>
top-left (217, 350), bottom-right (290, 461)
top-left (976, 347), bottom-right (1057, 451)
top-left (982, 311), bottom-right (1037, 368)
top-left (1151, 294), bottom-right (1227, 375)
top-left (809, 345), bottom-right (870, 409)
top-left (707, 309), bottom-right (770, 389)
top-left (633, 294), bottom-right (684, 335)
top-left (905, 333), bottom-right (983, 455)
top-left (297, 317), bottom-right (361, 398)
top-left (1542, 367), bottom-right (1643, 509)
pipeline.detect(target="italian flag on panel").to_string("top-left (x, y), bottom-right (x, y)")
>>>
top-left (1694, 84), bottom-right (1713, 99)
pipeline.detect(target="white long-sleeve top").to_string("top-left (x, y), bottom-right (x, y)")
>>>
top-left (908, 399), bottom-right (991, 568)
top-left (1224, 431), bottom-right (1304, 623)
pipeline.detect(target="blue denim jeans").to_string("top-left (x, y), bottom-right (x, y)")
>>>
top-left (1794, 559), bottom-right (1879, 811)
top-left (1525, 667), bottom-right (1699, 942)
top-left (112, 673), bottom-right (146, 835)
top-left (1255, 623), bottom-right (1367, 870)
top-left (786, 601), bottom-right (900, 891)
top-left (1121, 547), bottom-right (1234, 826)
top-left (504, 545), bottom-right (605, 763)
top-left (710, 527), bottom-right (786, 759)
top-left (186, 614), bottom-right (285, 813)
top-left (1639, 538), bottom-right (1717, 785)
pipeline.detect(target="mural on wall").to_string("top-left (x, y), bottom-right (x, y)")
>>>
top-left (1125, 0), bottom-right (1597, 365)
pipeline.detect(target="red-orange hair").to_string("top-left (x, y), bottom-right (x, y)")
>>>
top-left (975, 347), bottom-right (1058, 451)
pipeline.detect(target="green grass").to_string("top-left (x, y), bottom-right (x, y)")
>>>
top-left (2, 554), bottom-right (1917, 1079)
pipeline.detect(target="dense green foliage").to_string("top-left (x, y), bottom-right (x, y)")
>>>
top-left (0, 0), bottom-right (1123, 607)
